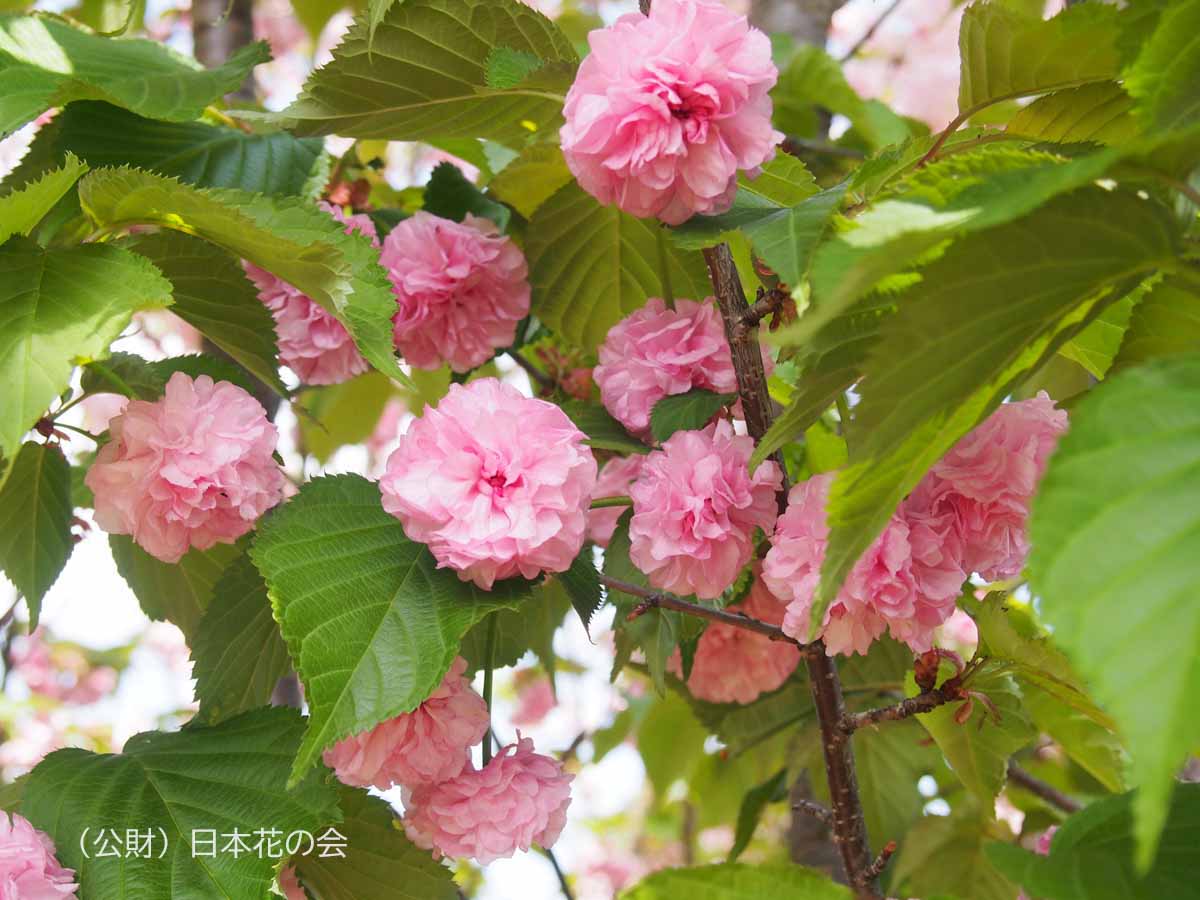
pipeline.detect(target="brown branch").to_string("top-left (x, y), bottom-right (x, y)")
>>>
top-left (737, 287), bottom-right (788, 338)
top-left (781, 136), bottom-right (867, 161)
top-left (793, 799), bottom-right (834, 826)
top-left (600, 575), bottom-right (811, 649)
top-left (508, 349), bottom-right (554, 392)
top-left (841, 684), bottom-right (960, 733)
top-left (1007, 762), bottom-right (1082, 815)
top-left (701, 242), bottom-right (879, 898)
top-left (863, 841), bottom-right (897, 882)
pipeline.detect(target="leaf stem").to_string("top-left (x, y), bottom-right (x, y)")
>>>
top-left (541, 846), bottom-right (576, 900)
top-left (53, 422), bottom-right (99, 442)
top-left (86, 360), bottom-right (136, 398)
top-left (482, 615), bottom-right (498, 768)
top-left (589, 495), bottom-right (632, 509)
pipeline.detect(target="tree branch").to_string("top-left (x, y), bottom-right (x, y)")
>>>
top-left (700, 242), bottom-right (880, 898)
top-left (1007, 762), bottom-right (1082, 815)
top-left (793, 798), bottom-right (834, 826)
top-left (600, 575), bottom-right (811, 649)
top-left (837, 0), bottom-right (905, 62)
top-left (841, 684), bottom-right (961, 733)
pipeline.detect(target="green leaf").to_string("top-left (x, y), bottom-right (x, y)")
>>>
top-left (956, 2), bottom-right (1123, 120)
top-left (294, 785), bottom-right (458, 900)
top-left (0, 14), bottom-right (268, 137)
top-left (20, 708), bottom-right (341, 899)
top-left (1058, 289), bottom-right (1138, 378)
top-left (297, 371), bottom-right (398, 463)
top-left (1124, 0), bottom-right (1200, 133)
top-left (0, 237), bottom-right (172, 463)
top-left (126, 232), bottom-right (286, 395)
top-left (191, 555), bottom-right (291, 725)
top-left (251, 474), bottom-right (529, 785)
top-left (1007, 82), bottom-right (1138, 145)
top-left (649, 389), bottom-right (734, 443)
top-left (912, 669), bottom-right (1036, 805)
top-left (988, 785), bottom-right (1200, 900)
top-left (459, 577), bottom-right (568, 675)
top-left (892, 809), bottom-right (1019, 900)
top-left (110, 535), bottom-right (242, 639)
top-left (729, 768), bottom-right (787, 862)
top-left (1112, 276), bottom-right (1200, 372)
top-left (814, 188), bottom-right (1179, 636)
top-left (690, 679), bottom-right (813, 758)
top-left (81, 351), bottom-right (262, 403)
top-left (743, 184), bottom-right (849, 290)
top-left (527, 181), bottom-right (712, 351)
top-left (422, 160), bottom-right (510, 230)
top-left (267, 0), bottom-right (577, 145)
top-left (557, 548), bottom-right (604, 635)
top-left (637, 691), bottom-right (707, 799)
top-left (5, 101), bottom-right (324, 197)
top-left (487, 143), bottom-right (573, 219)
top-left (0, 151), bottom-right (86, 243)
top-left (1029, 352), bottom-right (1200, 868)
top-left (623, 863), bottom-right (851, 900)
top-left (560, 399), bottom-right (648, 455)
top-left (485, 45), bottom-right (544, 90)
top-left (0, 442), bottom-right (72, 628)
top-left (1021, 679), bottom-right (1126, 796)
top-left (78, 167), bottom-right (410, 388)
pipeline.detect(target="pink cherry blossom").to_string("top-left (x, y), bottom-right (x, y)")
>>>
top-left (402, 736), bottom-right (573, 864)
top-left (1017, 826), bottom-right (1059, 900)
top-left (85, 372), bottom-right (285, 564)
top-left (323, 657), bottom-right (488, 789)
top-left (561, 0), bottom-right (782, 224)
top-left (243, 202), bottom-right (374, 386)
top-left (764, 473), bottom-right (961, 655)
top-left (594, 298), bottom-right (771, 438)
top-left (586, 455), bottom-right (645, 548)
top-left (277, 866), bottom-right (305, 900)
top-left (909, 393), bottom-right (1067, 581)
top-left (672, 571), bottom-right (801, 704)
top-left (629, 420), bottom-right (781, 600)
top-left (512, 675), bottom-right (556, 727)
top-left (380, 378), bottom-right (597, 589)
top-left (381, 212), bottom-right (530, 373)
top-left (0, 812), bottom-right (78, 899)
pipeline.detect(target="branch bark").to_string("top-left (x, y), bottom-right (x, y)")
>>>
top-left (841, 684), bottom-right (961, 733)
top-left (700, 243), bottom-right (880, 898)
top-left (1007, 762), bottom-right (1082, 815)
top-left (192, 0), bottom-right (256, 101)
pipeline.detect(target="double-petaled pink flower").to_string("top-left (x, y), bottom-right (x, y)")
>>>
top-left (629, 420), bottom-right (781, 599)
top-left (561, 0), bottom-right (782, 224)
top-left (0, 812), bottom-right (78, 898)
top-left (86, 373), bottom-right (285, 563)
top-left (380, 378), bottom-right (597, 589)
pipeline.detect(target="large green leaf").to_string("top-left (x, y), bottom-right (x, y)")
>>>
top-left (1029, 353), bottom-right (1200, 868)
top-left (294, 786), bottom-right (458, 900)
top-left (20, 708), bottom-right (341, 899)
top-left (560, 399), bottom-right (648, 455)
top-left (78, 167), bottom-right (410, 387)
top-left (251, 474), bottom-right (529, 785)
top-left (1111, 277), bottom-right (1200, 372)
top-left (1007, 82), bottom-right (1138, 145)
top-left (1058, 290), bottom-right (1138, 379)
top-left (728, 768), bottom-right (788, 862)
top-left (622, 863), bottom-right (850, 900)
top-left (847, 718), bottom-right (944, 849)
top-left (956, 2), bottom-right (1123, 120)
top-left (487, 142), bottom-right (573, 219)
top-left (126, 232), bottom-right (286, 395)
top-left (637, 691), bottom-right (708, 799)
top-left (0, 14), bottom-right (268, 137)
top-left (5, 101), bottom-right (324, 197)
top-left (912, 669), bottom-right (1036, 806)
top-left (0, 151), bottom-right (85, 243)
top-left (297, 371), bottom-right (398, 463)
top-left (191, 555), bottom-right (292, 725)
top-left (0, 442), bottom-right (72, 628)
top-left (988, 785), bottom-right (1200, 900)
top-left (649, 389), bottom-right (733, 444)
top-left (110, 535), bottom-right (243, 639)
top-left (0, 237), bottom-right (172, 463)
top-left (528, 181), bottom-right (712, 351)
top-left (690, 679), bottom-right (814, 758)
top-left (814, 188), bottom-right (1179, 636)
top-left (267, 0), bottom-right (577, 145)
top-left (1124, 0), bottom-right (1200, 133)
top-left (891, 809), bottom-right (1020, 900)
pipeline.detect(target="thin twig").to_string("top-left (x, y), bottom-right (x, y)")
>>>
top-left (508, 350), bottom-right (554, 392)
top-left (793, 799), bottom-right (834, 826)
top-left (838, 0), bottom-right (906, 62)
top-left (863, 841), bottom-right (897, 881)
top-left (600, 575), bottom-right (811, 649)
top-left (482, 616), bottom-right (498, 767)
top-left (541, 846), bottom-right (576, 900)
top-left (841, 685), bottom-right (960, 733)
top-left (1007, 762), bottom-right (1082, 815)
top-left (781, 136), bottom-right (867, 161)
top-left (737, 287), bottom-right (788, 338)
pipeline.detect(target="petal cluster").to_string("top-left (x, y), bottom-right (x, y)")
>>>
top-left (278, 866), bottom-right (305, 900)
top-left (674, 571), bottom-right (801, 704)
top-left (382, 212), bottom-right (530, 373)
top-left (629, 420), bottom-right (781, 599)
top-left (561, 0), bottom-right (782, 224)
top-left (586, 454), bottom-right (645, 548)
top-left (243, 202), bottom-right (374, 386)
top-left (594, 298), bottom-right (769, 437)
top-left (85, 373), bottom-right (285, 563)
top-left (380, 378), bottom-right (597, 589)
top-left (402, 736), bottom-right (573, 865)
top-left (323, 657), bottom-right (489, 790)
top-left (0, 812), bottom-right (78, 899)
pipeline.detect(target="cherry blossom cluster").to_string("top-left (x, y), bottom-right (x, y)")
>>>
top-left (0, 812), bottom-right (78, 898)
top-left (245, 204), bottom-right (529, 384)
